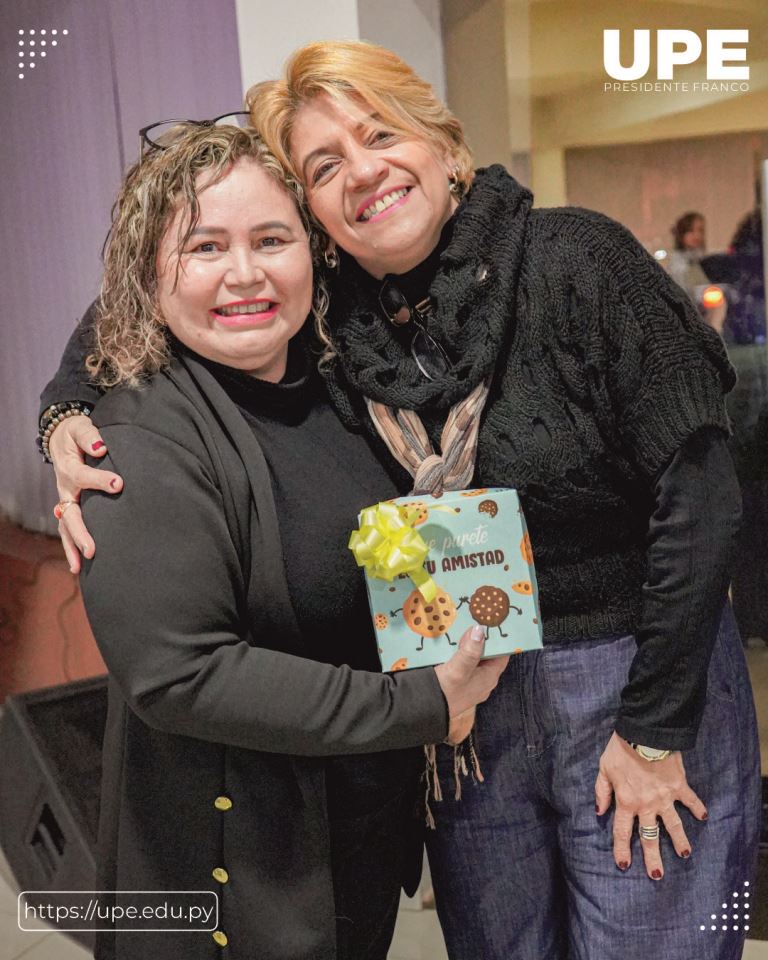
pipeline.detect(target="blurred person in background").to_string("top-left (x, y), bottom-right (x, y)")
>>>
top-left (665, 212), bottom-right (729, 336)
top-left (725, 209), bottom-right (765, 345)
top-left (718, 209), bottom-right (768, 644)
top-left (666, 211), bottom-right (707, 296)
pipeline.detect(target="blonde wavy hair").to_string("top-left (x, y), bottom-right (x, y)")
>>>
top-left (245, 41), bottom-right (474, 365)
top-left (247, 40), bottom-right (474, 199)
top-left (88, 123), bottom-right (326, 387)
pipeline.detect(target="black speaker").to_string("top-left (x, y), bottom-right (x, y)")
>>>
top-left (755, 777), bottom-right (768, 941)
top-left (0, 675), bottom-right (108, 952)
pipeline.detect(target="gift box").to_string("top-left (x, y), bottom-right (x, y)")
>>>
top-left (349, 489), bottom-right (543, 672)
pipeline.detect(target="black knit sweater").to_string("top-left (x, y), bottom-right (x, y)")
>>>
top-left (319, 166), bottom-right (740, 749)
top-left (323, 165), bottom-right (735, 643)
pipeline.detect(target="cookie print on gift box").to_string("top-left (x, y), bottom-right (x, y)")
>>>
top-left (351, 489), bottom-right (543, 670)
top-left (405, 500), bottom-right (430, 525)
top-left (520, 532), bottom-right (534, 565)
top-left (390, 586), bottom-right (459, 651)
top-left (461, 585), bottom-right (522, 639)
top-left (388, 582), bottom-right (523, 647)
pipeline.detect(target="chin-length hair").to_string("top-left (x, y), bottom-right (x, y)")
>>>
top-left (89, 123), bottom-right (326, 387)
top-left (247, 40), bottom-right (475, 200)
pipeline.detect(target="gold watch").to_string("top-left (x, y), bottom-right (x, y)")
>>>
top-left (631, 743), bottom-right (672, 762)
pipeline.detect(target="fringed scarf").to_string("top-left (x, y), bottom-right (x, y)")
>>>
top-left (366, 379), bottom-right (491, 825)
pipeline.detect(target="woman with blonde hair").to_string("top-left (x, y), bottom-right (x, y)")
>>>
top-left (42, 41), bottom-right (759, 960)
top-left (41, 119), bottom-right (507, 960)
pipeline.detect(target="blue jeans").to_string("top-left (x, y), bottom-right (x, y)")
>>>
top-left (425, 603), bottom-right (761, 960)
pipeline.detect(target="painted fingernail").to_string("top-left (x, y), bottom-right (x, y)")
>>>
top-left (618, 861), bottom-right (629, 871)
top-left (701, 812), bottom-right (708, 821)
top-left (109, 478), bottom-right (119, 489)
top-left (681, 849), bottom-right (691, 859)
top-left (595, 804), bottom-right (600, 813)
top-left (92, 440), bottom-right (105, 451)
top-left (651, 869), bottom-right (662, 880)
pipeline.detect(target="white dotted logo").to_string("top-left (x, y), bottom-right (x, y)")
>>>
top-left (16, 27), bottom-right (69, 79)
top-left (699, 881), bottom-right (750, 933)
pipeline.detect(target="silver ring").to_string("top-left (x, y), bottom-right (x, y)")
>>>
top-left (639, 823), bottom-right (661, 841)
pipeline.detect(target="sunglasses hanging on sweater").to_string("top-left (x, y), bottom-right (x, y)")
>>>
top-left (378, 280), bottom-right (450, 382)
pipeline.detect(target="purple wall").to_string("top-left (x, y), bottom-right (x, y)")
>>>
top-left (1, 0), bottom-right (243, 532)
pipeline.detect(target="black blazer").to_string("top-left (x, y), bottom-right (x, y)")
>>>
top-left (80, 353), bottom-right (448, 959)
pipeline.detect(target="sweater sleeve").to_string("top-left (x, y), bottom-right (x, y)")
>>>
top-left (613, 427), bottom-right (741, 750)
top-left (579, 212), bottom-right (735, 480)
top-left (80, 420), bottom-right (449, 756)
top-left (39, 301), bottom-right (103, 417)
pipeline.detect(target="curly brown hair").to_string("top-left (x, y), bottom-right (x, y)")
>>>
top-left (89, 123), bottom-right (327, 387)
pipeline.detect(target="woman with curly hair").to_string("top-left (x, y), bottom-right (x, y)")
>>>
top-left (44, 120), bottom-right (507, 960)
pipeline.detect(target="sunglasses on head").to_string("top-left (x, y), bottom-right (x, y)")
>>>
top-left (138, 111), bottom-right (251, 159)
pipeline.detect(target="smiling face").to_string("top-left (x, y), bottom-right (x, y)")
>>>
top-left (156, 157), bottom-right (313, 381)
top-left (290, 93), bottom-right (458, 279)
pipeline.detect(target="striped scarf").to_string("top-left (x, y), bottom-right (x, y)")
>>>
top-left (365, 378), bottom-right (492, 824)
top-left (365, 379), bottom-right (490, 497)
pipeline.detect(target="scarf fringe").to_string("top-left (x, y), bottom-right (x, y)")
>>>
top-left (422, 727), bottom-right (484, 829)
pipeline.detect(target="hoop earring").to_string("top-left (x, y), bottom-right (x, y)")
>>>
top-left (324, 247), bottom-right (339, 269)
top-left (448, 166), bottom-right (461, 195)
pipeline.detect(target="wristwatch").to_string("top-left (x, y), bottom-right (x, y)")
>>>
top-left (631, 743), bottom-right (672, 762)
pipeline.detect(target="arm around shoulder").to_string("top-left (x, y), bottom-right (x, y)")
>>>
top-left (39, 301), bottom-right (103, 416)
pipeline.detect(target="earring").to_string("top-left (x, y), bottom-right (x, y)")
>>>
top-left (324, 246), bottom-right (339, 269)
top-left (448, 166), bottom-right (461, 195)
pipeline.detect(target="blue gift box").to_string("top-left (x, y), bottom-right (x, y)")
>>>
top-left (354, 489), bottom-right (543, 672)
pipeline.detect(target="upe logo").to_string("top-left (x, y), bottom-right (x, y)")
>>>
top-left (604, 29), bottom-right (749, 81)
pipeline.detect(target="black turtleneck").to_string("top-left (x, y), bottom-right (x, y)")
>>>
top-left (186, 338), bottom-right (423, 816)
top-left (191, 336), bottom-right (402, 668)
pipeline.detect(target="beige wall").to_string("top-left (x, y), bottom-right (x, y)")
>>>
top-left (441, 0), bottom-right (768, 210)
top-left (565, 130), bottom-right (768, 253)
top-left (442, 0), bottom-right (531, 170)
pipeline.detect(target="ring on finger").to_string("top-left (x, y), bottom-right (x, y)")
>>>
top-left (54, 499), bottom-right (78, 520)
top-left (640, 823), bottom-right (661, 841)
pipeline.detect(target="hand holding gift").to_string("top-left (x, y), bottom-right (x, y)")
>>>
top-left (435, 625), bottom-right (509, 744)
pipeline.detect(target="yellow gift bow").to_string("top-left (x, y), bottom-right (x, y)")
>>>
top-left (348, 501), bottom-right (437, 602)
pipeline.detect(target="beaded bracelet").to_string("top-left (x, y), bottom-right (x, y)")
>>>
top-left (37, 401), bottom-right (94, 464)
